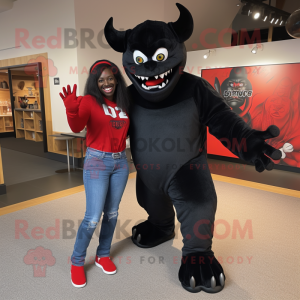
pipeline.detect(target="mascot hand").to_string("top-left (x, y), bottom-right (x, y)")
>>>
top-left (279, 148), bottom-right (286, 159)
top-left (282, 142), bottom-right (294, 153)
top-left (59, 84), bottom-right (82, 113)
top-left (243, 125), bottom-right (282, 172)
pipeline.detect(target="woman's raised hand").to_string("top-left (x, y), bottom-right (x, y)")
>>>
top-left (60, 84), bottom-right (82, 113)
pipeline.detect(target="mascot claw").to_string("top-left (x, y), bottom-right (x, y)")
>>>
top-left (185, 273), bottom-right (225, 293)
top-left (190, 276), bottom-right (195, 289)
top-left (220, 273), bottom-right (225, 287)
top-left (179, 253), bottom-right (225, 293)
top-left (131, 220), bottom-right (175, 248)
top-left (211, 276), bottom-right (216, 288)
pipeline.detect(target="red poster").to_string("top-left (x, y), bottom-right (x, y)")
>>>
top-left (202, 64), bottom-right (300, 168)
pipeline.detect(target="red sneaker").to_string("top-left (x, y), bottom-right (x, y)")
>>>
top-left (95, 256), bottom-right (117, 274)
top-left (70, 265), bottom-right (86, 287)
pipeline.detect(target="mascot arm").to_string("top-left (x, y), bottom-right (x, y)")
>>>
top-left (195, 78), bottom-right (281, 172)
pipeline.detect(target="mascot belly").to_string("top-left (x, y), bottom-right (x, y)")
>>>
top-left (104, 3), bottom-right (281, 293)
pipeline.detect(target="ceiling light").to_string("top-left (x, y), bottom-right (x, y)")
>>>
top-left (251, 45), bottom-right (258, 54)
top-left (252, 5), bottom-right (262, 19)
top-left (203, 49), bottom-right (215, 59)
top-left (240, 0), bottom-right (291, 28)
top-left (278, 16), bottom-right (283, 25)
top-left (241, 3), bottom-right (252, 16)
top-left (254, 12), bottom-right (260, 19)
top-left (251, 44), bottom-right (263, 54)
top-left (261, 8), bottom-right (269, 21)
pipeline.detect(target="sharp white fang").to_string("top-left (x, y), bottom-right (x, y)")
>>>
top-left (148, 85), bottom-right (158, 89)
top-left (155, 75), bottom-right (158, 79)
top-left (167, 70), bottom-right (171, 74)
top-left (137, 75), bottom-right (140, 79)
top-left (159, 73), bottom-right (164, 79)
top-left (164, 71), bottom-right (168, 76)
top-left (166, 79), bottom-right (169, 84)
top-left (145, 77), bottom-right (149, 80)
top-left (142, 83), bottom-right (149, 90)
top-left (170, 68), bottom-right (172, 73)
top-left (162, 82), bottom-right (166, 88)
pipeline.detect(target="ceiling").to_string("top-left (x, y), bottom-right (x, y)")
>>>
top-left (0, 0), bottom-right (17, 13)
top-left (0, 0), bottom-right (298, 51)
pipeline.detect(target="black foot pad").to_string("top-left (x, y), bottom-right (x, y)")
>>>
top-left (131, 220), bottom-right (175, 248)
top-left (179, 252), bottom-right (225, 293)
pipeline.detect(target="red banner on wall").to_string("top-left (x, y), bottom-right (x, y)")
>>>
top-left (202, 64), bottom-right (300, 168)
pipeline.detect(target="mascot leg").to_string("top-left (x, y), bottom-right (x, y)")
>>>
top-left (132, 173), bottom-right (176, 247)
top-left (167, 154), bottom-right (225, 293)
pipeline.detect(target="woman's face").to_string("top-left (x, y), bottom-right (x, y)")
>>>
top-left (98, 68), bottom-right (118, 100)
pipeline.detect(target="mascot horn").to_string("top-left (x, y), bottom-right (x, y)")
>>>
top-left (105, 3), bottom-right (281, 294)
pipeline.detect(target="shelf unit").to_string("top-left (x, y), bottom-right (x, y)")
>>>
top-left (14, 108), bottom-right (43, 142)
top-left (0, 104), bottom-right (13, 133)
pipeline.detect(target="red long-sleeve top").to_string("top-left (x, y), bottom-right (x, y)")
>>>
top-left (66, 95), bottom-right (129, 152)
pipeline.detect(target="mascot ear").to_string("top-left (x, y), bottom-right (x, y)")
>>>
top-left (104, 17), bottom-right (132, 53)
top-left (168, 3), bottom-right (194, 43)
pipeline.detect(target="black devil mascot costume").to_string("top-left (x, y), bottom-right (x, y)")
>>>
top-left (103, 3), bottom-right (281, 294)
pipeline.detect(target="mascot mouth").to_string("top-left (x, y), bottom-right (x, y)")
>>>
top-left (132, 64), bottom-right (178, 91)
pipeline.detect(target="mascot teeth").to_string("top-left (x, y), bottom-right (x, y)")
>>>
top-left (141, 79), bottom-right (169, 90)
top-left (134, 68), bottom-right (173, 90)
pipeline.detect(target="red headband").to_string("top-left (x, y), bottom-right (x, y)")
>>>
top-left (91, 61), bottom-right (112, 73)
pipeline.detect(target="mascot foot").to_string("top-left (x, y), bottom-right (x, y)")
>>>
top-left (179, 252), bottom-right (225, 293)
top-left (131, 220), bottom-right (175, 248)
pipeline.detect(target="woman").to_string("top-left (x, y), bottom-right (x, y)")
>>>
top-left (59, 60), bottom-right (131, 288)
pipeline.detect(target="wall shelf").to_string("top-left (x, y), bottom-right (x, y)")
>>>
top-left (0, 104), bottom-right (13, 133)
top-left (14, 109), bottom-right (43, 142)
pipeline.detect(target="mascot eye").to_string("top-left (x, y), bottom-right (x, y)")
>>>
top-left (152, 48), bottom-right (168, 62)
top-left (133, 50), bottom-right (148, 65)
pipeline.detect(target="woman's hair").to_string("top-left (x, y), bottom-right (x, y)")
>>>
top-left (83, 60), bottom-right (131, 113)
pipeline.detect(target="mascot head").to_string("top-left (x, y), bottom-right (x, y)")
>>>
top-left (104, 3), bottom-right (193, 102)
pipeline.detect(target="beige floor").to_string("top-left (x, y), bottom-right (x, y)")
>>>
top-left (0, 175), bottom-right (299, 299)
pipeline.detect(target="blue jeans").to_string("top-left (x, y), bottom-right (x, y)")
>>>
top-left (71, 147), bottom-right (129, 266)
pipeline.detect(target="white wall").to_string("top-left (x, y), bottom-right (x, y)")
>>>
top-left (0, 0), bottom-right (78, 133)
top-left (73, 0), bottom-right (165, 96)
top-left (185, 38), bottom-right (300, 76)
top-left (1, 0), bottom-right (299, 134)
